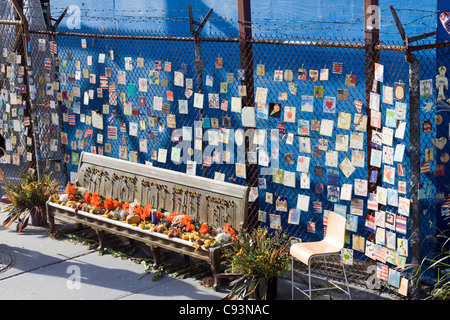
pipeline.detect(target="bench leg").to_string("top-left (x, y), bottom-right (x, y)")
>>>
top-left (210, 248), bottom-right (222, 292)
top-left (96, 229), bottom-right (106, 251)
top-left (48, 211), bottom-right (55, 233)
top-left (210, 261), bottom-right (222, 292)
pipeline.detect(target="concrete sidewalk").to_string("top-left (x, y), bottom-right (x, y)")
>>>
top-left (0, 212), bottom-right (394, 301)
top-left (0, 220), bottom-right (228, 300)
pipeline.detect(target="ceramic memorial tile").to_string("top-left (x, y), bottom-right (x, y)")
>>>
top-left (383, 86), bottom-right (394, 105)
top-left (374, 63), bottom-right (384, 82)
top-left (337, 112), bottom-right (351, 130)
top-left (301, 95), bottom-right (314, 112)
top-left (284, 106), bottom-right (296, 123)
top-left (420, 79), bottom-right (433, 97)
top-left (298, 68), bottom-right (307, 80)
top-left (320, 119), bottom-right (334, 137)
top-left (309, 70), bottom-right (319, 82)
top-left (370, 92), bottom-right (380, 111)
top-left (333, 62), bottom-right (343, 74)
top-left (339, 157), bottom-right (355, 178)
top-left (354, 178), bottom-right (368, 197)
top-left (323, 96), bottom-right (336, 113)
top-left (320, 68), bottom-right (329, 81)
top-left (296, 194), bottom-right (310, 211)
top-left (337, 89), bottom-right (349, 101)
top-left (350, 132), bottom-right (364, 150)
top-left (274, 70), bottom-right (283, 82)
top-left (257, 64), bottom-right (265, 76)
top-left (314, 86), bottom-right (324, 98)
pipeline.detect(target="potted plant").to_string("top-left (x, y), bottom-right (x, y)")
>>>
top-left (222, 226), bottom-right (290, 300)
top-left (2, 171), bottom-right (60, 232)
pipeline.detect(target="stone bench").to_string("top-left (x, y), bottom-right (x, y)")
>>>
top-left (46, 152), bottom-right (249, 290)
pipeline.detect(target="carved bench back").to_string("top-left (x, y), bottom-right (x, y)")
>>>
top-left (76, 152), bottom-right (249, 231)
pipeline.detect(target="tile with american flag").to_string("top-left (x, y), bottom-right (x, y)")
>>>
top-left (420, 161), bottom-right (431, 174)
top-left (107, 126), bottom-right (117, 139)
top-left (442, 196), bottom-right (450, 217)
top-left (375, 244), bottom-right (388, 263)
top-left (50, 41), bottom-right (57, 55)
top-left (44, 57), bottom-right (51, 71)
top-left (68, 114), bottom-right (76, 125)
top-left (307, 221), bottom-right (315, 233)
top-left (109, 81), bottom-right (116, 92)
top-left (312, 200), bottom-right (322, 213)
top-left (100, 76), bottom-right (108, 89)
top-left (377, 262), bottom-right (388, 281)
top-left (396, 216), bottom-right (407, 235)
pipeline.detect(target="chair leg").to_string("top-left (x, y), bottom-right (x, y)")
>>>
top-left (323, 256), bottom-right (330, 286)
top-left (340, 256), bottom-right (351, 300)
top-left (308, 263), bottom-right (312, 300)
top-left (292, 256), bottom-right (312, 300)
top-left (291, 256), bottom-right (294, 300)
top-left (292, 254), bottom-right (351, 300)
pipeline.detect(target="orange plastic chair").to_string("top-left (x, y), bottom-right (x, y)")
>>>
top-left (290, 211), bottom-right (351, 299)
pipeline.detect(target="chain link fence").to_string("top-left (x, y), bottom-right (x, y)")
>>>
top-left (0, 0), bottom-right (64, 188)
top-left (0, 7), bottom-right (34, 185)
top-left (1, 4), bottom-right (450, 299)
top-left (410, 44), bottom-right (450, 286)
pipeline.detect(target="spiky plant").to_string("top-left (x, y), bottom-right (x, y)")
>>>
top-left (222, 227), bottom-right (290, 300)
top-left (2, 171), bottom-right (60, 232)
top-left (416, 230), bottom-right (450, 300)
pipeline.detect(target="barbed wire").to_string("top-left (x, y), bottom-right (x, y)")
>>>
top-left (2, 2), bottom-right (438, 39)
top-left (46, 5), bottom-right (439, 33)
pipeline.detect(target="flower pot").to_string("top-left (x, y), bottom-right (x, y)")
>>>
top-left (31, 207), bottom-right (48, 227)
top-left (254, 277), bottom-right (278, 300)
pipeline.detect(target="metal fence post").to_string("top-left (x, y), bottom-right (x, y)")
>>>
top-left (189, 5), bottom-right (213, 178)
top-left (364, 0), bottom-right (380, 256)
top-left (364, 1), bottom-right (380, 198)
top-left (238, 0), bottom-right (258, 230)
top-left (406, 52), bottom-right (421, 300)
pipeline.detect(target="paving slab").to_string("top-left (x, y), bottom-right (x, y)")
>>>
top-left (0, 217), bottom-right (228, 300)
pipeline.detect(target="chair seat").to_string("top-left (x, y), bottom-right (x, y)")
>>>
top-left (290, 238), bottom-right (344, 265)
